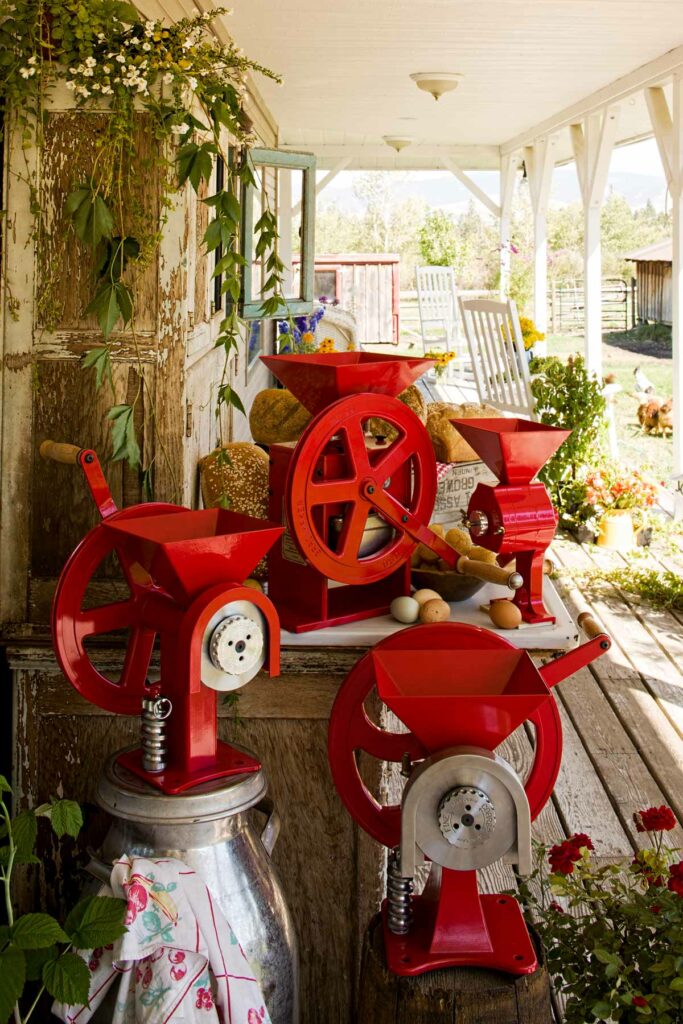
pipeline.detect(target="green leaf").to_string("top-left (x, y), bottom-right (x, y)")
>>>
top-left (65, 896), bottom-right (127, 950)
top-left (0, 945), bottom-right (25, 1023)
top-left (591, 1001), bottom-right (613, 1018)
top-left (669, 977), bottom-right (683, 991)
top-left (44, 800), bottom-right (83, 839)
top-left (68, 186), bottom-right (114, 251)
top-left (593, 948), bottom-right (620, 966)
top-left (115, 282), bottom-right (133, 327)
top-left (203, 217), bottom-right (223, 253)
top-left (107, 405), bottom-right (140, 468)
top-left (177, 143), bottom-right (214, 192)
top-left (24, 945), bottom-right (57, 982)
top-left (43, 952), bottom-right (90, 1006)
top-left (84, 283), bottom-right (120, 339)
top-left (0, 775), bottom-right (11, 793)
top-left (82, 347), bottom-right (113, 391)
top-left (222, 191), bottom-right (241, 225)
top-left (12, 914), bottom-right (69, 949)
top-left (12, 810), bottom-right (38, 864)
top-left (113, 1), bottom-right (141, 23)
top-left (64, 187), bottom-right (90, 216)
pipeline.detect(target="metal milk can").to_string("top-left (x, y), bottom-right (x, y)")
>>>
top-left (94, 753), bottom-right (299, 1024)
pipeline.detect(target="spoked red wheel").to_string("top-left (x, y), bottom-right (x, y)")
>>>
top-left (52, 503), bottom-right (183, 714)
top-left (328, 624), bottom-right (563, 848)
top-left (285, 394), bottom-right (436, 585)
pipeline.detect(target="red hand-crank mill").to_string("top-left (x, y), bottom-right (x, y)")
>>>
top-left (328, 617), bottom-right (611, 976)
top-left (262, 353), bottom-right (522, 632)
top-left (43, 441), bottom-right (283, 794)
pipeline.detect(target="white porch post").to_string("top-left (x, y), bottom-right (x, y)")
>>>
top-left (570, 109), bottom-right (619, 378)
top-left (499, 153), bottom-right (519, 299)
top-left (525, 138), bottom-right (555, 332)
top-left (279, 168), bottom-right (294, 297)
top-left (672, 72), bottom-right (683, 479)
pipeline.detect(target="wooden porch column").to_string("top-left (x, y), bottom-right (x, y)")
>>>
top-left (499, 153), bottom-right (519, 299)
top-left (525, 138), bottom-right (556, 333)
top-left (672, 73), bottom-right (683, 480)
top-left (570, 109), bottom-right (619, 378)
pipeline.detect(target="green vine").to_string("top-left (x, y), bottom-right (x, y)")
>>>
top-left (0, 0), bottom-right (284, 491)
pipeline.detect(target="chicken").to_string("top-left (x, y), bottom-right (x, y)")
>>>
top-left (634, 366), bottom-right (656, 395)
top-left (638, 398), bottom-right (661, 433)
top-left (656, 398), bottom-right (673, 436)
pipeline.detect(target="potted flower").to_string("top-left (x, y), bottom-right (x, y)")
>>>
top-left (521, 807), bottom-right (683, 1022)
top-left (584, 465), bottom-right (659, 551)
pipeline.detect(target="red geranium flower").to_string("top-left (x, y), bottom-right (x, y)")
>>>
top-left (632, 996), bottom-right (648, 1007)
top-left (634, 806), bottom-right (677, 833)
top-left (668, 861), bottom-right (683, 897)
top-left (569, 833), bottom-right (594, 852)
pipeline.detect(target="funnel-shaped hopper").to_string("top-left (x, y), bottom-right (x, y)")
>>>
top-left (261, 352), bottom-right (434, 416)
top-left (372, 648), bottom-right (550, 751)
top-left (104, 509), bottom-right (284, 605)
top-left (450, 418), bottom-right (570, 485)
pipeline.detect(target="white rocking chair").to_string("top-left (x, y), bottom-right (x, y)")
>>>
top-left (458, 297), bottom-right (535, 417)
top-left (415, 266), bottom-right (462, 368)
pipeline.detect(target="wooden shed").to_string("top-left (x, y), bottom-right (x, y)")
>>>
top-left (296, 254), bottom-right (401, 343)
top-left (625, 238), bottom-right (672, 325)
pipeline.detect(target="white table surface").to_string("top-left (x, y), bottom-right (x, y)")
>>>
top-left (281, 577), bottom-right (577, 651)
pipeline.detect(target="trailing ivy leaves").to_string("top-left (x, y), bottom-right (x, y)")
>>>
top-left (38, 799), bottom-right (83, 840)
top-left (84, 281), bottom-right (133, 339)
top-left (66, 182), bottom-right (114, 251)
top-left (178, 141), bottom-right (216, 191)
top-left (82, 345), bottom-right (113, 391)
top-left (107, 404), bottom-right (140, 467)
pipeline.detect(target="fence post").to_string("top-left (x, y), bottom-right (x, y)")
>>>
top-left (631, 277), bottom-right (637, 328)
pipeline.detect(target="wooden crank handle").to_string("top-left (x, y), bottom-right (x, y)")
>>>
top-left (456, 556), bottom-right (523, 591)
top-left (39, 440), bottom-right (82, 465)
top-left (578, 612), bottom-right (608, 641)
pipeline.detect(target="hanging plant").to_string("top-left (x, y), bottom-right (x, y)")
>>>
top-left (0, 0), bottom-right (284, 492)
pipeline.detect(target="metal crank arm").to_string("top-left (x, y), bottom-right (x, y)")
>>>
top-left (40, 440), bottom-right (117, 519)
top-left (539, 612), bottom-right (611, 688)
top-left (362, 482), bottom-right (523, 591)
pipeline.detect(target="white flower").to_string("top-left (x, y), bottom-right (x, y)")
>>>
top-left (65, 79), bottom-right (76, 90)
top-left (97, 33), bottom-right (105, 41)
top-left (115, 54), bottom-right (125, 63)
top-left (19, 67), bottom-right (35, 78)
top-left (104, 65), bottom-right (111, 73)
top-left (82, 68), bottom-right (94, 77)
top-left (145, 19), bottom-right (155, 30)
top-left (85, 56), bottom-right (96, 67)
top-left (142, 42), bottom-right (151, 51)
top-left (101, 85), bottom-right (113, 95)
top-left (170, 124), bottom-right (185, 135)
top-left (163, 72), bottom-right (173, 84)
top-left (187, 76), bottom-right (197, 90)
top-left (27, 55), bottom-right (37, 65)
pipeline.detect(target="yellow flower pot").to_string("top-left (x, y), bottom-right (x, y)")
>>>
top-left (596, 509), bottom-right (636, 552)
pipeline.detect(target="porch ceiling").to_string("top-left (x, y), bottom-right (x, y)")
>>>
top-left (221, 0), bottom-right (683, 169)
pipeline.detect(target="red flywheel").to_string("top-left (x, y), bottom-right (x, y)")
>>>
top-left (328, 623), bottom-right (563, 848)
top-left (285, 393), bottom-right (436, 585)
top-left (52, 503), bottom-right (183, 715)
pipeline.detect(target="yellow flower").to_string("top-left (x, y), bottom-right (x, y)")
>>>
top-left (301, 331), bottom-right (314, 344)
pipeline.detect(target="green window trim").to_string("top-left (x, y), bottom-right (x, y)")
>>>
top-left (239, 147), bottom-right (316, 319)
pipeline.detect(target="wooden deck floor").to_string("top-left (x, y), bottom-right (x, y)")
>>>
top-left (418, 370), bottom-right (683, 1017)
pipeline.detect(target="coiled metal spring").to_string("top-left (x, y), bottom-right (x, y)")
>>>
top-left (141, 695), bottom-right (173, 773)
top-left (386, 848), bottom-right (413, 936)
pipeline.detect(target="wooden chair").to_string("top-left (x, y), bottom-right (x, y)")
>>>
top-left (415, 266), bottom-right (459, 358)
top-left (458, 297), bottom-right (535, 416)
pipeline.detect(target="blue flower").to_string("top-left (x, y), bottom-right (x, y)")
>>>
top-left (278, 320), bottom-right (289, 334)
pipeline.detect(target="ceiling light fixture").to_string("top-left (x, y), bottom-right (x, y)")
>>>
top-left (383, 135), bottom-right (413, 153)
top-left (410, 72), bottom-right (462, 101)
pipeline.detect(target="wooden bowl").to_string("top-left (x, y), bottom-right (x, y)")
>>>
top-left (411, 566), bottom-right (485, 603)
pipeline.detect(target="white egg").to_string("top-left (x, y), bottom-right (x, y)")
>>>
top-left (390, 596), bottom-right (421, 624)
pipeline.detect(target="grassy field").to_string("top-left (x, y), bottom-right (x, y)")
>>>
top-left (545, 327), bottom-right (673, 482)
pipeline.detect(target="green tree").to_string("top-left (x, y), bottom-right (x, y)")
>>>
top-left (418, 209), bottom-right (461, 268)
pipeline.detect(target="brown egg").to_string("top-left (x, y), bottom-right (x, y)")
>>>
top-left (419, 598), bottom-right (451, 624)
top-left (488, 599), bottom-right (522, 630)
top-left (413, 588), bottom-right (441, 605)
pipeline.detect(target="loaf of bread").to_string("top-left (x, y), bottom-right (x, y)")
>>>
top-left (366, 385), bottom-right (427, 441)
top-left (249, 388), bottom-right (311, 445)
top-left (426, 401), bottom-right (503, 462)
top-left (199, 442), bottom-right (270, 578)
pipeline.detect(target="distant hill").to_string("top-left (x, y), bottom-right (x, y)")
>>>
top-left (319, 168), bottom-right (668, 216)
